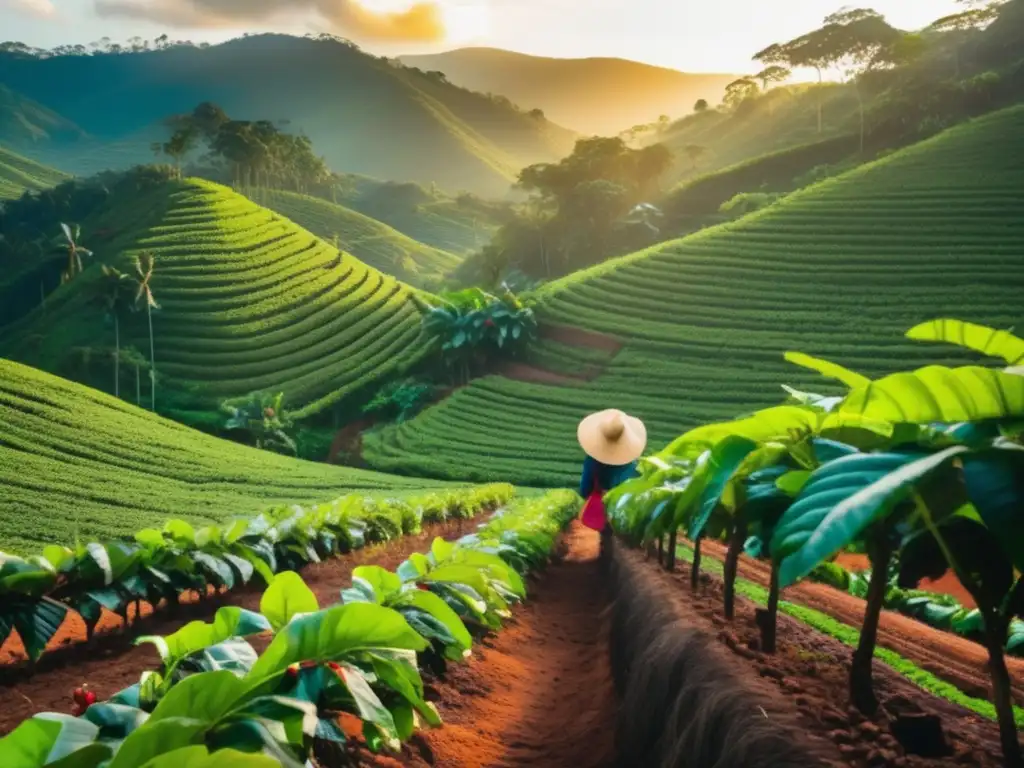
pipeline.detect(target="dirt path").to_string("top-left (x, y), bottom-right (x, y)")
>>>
top-left (540, 324), bottom-right (624, 355)
top-left (493, 360), bottom-right (592, 386)
top-left (701, 540), bottom-right (1024, 707)
top-left (0, 517), bottom-right (481, 735)
top-left (364, 521), bottom-right (617, 768)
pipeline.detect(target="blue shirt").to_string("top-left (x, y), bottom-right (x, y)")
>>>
top-left (579, 455), bottom-right (638, 497)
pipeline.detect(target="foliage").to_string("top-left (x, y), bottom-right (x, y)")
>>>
top-left (0, 482), bottom-right (513, 666)
top-left (718, 191), bottom-right (784, 217)
top-left (421, 287), bottom-right (538, 384)
top-left (0, 490), bottom-right (577, 766)
top-left (222, 392), bottom-right (297, 455)
top-left (362, 379), bottom-right (436, 424)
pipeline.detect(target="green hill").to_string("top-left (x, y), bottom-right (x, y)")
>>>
top-left (400, 47), bottom-right (736, 136)
top-left (362, 105), bottom-right (1024, 486)
top-left (0, 178), bottom-right (432, 421)
top-left (0, 83), bottom-right (85, 148)
top-left (0, 144), bottom-right (68, 200)
top-left (252, 189), bottom-right (460, 287)
top-left (0, 358), bottom-right (445, 554)
top-left (0, 34), bottom-right (576, 196)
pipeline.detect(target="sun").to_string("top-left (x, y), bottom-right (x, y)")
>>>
top-left (441, 2), bottom-right (491, 44)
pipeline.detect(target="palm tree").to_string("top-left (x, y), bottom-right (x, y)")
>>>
top-left (133, 253), bottom-right (159, 411)
top-left (94, 265), bottom-right (134, 397)
top-left (58, 223), bottom-right (93, 283)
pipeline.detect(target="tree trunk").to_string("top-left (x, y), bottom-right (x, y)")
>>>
top-left (113, 314), bottom-right (120, 397)
top-left (723, 516), bottom-right (746, 620)
top-left (762, 560), bottom-right (780, 653)
top-left (851, 535), bottom-right (893, 714)
top-left (816, 67), bottom-right (824, 134)
top-left (691, 536), bottom-right (702, 590)
top-left (147, 302), bottom-right (156, 411)
top-left (666, 527), bottom-right (677, 571)
top-left (983, 619), bottom-right (1023, 767)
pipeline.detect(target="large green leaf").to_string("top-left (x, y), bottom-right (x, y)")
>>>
top-left (663, 406), bottom-right (817, 457)
top-left (351, 566), bottom-right (401, 600)
top-left (840, 366), bottom-right (1024, 424)
top-left (395, 590), bottom-right (472, 652)
top-left (783, 352), bottom-right (870, 388)
top-left (0, 715), bottom-right (104, 768)
top-left (962, 448), bottom-right (1024, 573)
top-left (259, 572), bottom-right (319, 632)
top-left (906, 319), bottom-right (1024, 365)
top-left (139, 747), bottom-right (281, 767)
top-left (137, 607), bottom-right (270, 665)
top-left (108, 718), bottom-right (207, 768)
top-left (688, 436), bottom-right (758, 540)
top-left (247, 604), bottom-right (427, 683)
top-left (773, 446), bottom-right (968, 587)
top-left (145, 671), bottom-right (249, 725)
top-left (5, 597), bottom-right (68, 662)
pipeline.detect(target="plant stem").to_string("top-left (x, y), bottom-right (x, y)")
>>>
top-left (657, 534), bottom-right (664, 565)
top-left (723, 514), bottom-right (746, 620)
top-left (851, 533), bottom-right (893, 715)
top-left (982, 614), bottom-right (1022, 768)
top-left (113, 314), bottom-right (120, 398)
top-left (147, 301), bottom-right (156, 411)
top-left (762, 560), bottom-right (780, 653)
top-left (691, 536), bottom-right (702, 590)
top-left (666, 527), bottom-right (677, 571)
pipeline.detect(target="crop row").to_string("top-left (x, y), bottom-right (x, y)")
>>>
top-left (0, 481), bottom-right (514, 665)
top-left (0, 489), bottom-right (579, 767)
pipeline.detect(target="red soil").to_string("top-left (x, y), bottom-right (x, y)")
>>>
top-left (704, 540), bottom-right (1024, 707)
top-left (351, 521), bottom-right (618, 768)
top-left (539, 324), bottom-right (624, 355)
top-left (640, 548), bottom-right (1017, 768)
top-left (834, 554), bottom-right (977, 610)
top-left (0, 517), bottom-right (482, 735)
top-left (493, 361), bottom-right (591, 386)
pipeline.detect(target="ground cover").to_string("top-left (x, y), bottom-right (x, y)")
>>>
top-left (0, 144), bottom-right (67, 200)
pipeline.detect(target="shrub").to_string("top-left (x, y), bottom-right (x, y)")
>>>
top-left (362, 378), bottom-right (436, 423)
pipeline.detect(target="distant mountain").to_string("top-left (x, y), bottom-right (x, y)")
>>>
top-left (0, 35), bottom-right (577, 196)
top-left (0, 143), bottom-right (68, 200)
top-left (0, 84), bottom-right (85, 146)
top-left (399, 48), bottom-right (737, 136)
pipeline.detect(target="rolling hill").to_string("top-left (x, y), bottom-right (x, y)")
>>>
top-left (399, 48), bottom-right (736, 136)
top-left (251, 188), bottom-right (460, 287)
top-left (0, 144), bottom-right (68, 200)
top-left (0, 84), bottom-right (85, 148)
top-left (0, 35), bottom-right (576, 196)
top-left (0, 178), bottom-right (433, 421)
top-left (362, 105), bottom-right (1024, 486)
top-left (0, 358), bottom-right (447, 554)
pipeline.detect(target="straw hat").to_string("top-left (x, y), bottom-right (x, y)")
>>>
top-left (577, 409), bottom-right (647, 466)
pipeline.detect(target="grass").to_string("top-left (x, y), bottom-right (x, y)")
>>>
top-left (251, 188), bottom-right (460, 287)
top-left (671, 542), bottom-right (1024, 727)
top-left (0, 144), bottom-right (68, 200)
top-left (0, 358), bottom-right (455, 555)
top-left (0, 178), bottom-right (432, 419)
top-left (363, 105), bottom-right (1024, 486)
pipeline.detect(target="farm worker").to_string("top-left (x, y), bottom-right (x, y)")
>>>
top-left (577, 409), bottom-right (647, 537)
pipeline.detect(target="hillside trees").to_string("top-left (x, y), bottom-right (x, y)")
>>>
top-left (467, 137), bottom-right (673, 281)
top-left (156, 103), bottom-right (330, 192)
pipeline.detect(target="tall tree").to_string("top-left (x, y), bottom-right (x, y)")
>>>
top-left (93, 265), bottom-right (134, 397)
top-left (57, 223), bottom-right (92, 284)
top-left (133, 253), bottom-right (159, 411)
top-left (693, 98), bottom-right (710, 113)
top-left (928, 3), bottom-right (1001, 77)
top-left (684, 144), bottom-right (709, 172)
top-left (754, 65), bottom-right (791, 90)
top-left (722, 77), bottom-right (759, 109)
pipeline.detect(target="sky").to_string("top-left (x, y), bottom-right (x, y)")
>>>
top-left (1, 0), bottom-right (966, 74)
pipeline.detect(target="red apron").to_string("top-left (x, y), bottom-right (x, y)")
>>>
top-left (580, 476), bottom-right (606, 532)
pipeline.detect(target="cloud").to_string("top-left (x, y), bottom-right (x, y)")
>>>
top-left (4, 0), bottom-right (58, 19)
top-left (93, 0), bottom-right (447, 42)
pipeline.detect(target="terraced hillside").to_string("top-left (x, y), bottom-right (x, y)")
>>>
top-left (363, 105), bottom-right (1024, 486)
top-left (253, 189), bottom-right (460, 287)
top-left (0, 359), bottom-right (446, 554)
top-left (0, 178), bottom-right (431, 420)
top-left (0, 144), bottom-right (67, 200)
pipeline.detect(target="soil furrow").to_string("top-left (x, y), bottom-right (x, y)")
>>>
top-left (699, 539), bottom-right (1024, 707)
top-left (0, 516), bottom-right (481, 735)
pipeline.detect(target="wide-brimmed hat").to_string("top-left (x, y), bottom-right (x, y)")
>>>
top-left (577, 409), bottom-right (647, 466)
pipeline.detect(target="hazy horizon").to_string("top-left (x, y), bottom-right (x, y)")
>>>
top-left (3, 0), bottom-right (964, 76)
